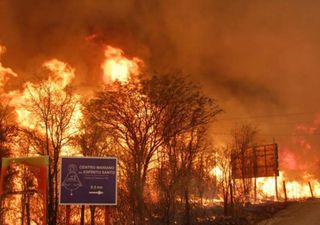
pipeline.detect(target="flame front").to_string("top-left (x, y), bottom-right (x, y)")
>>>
top-left (101, 46), bottom-right (142, 83)
top-left (256, 172), bottom-right (320, 200)
top-left (0, 45), bottom-right (17, 91)
top-left (43, 59), bottom-right (75, 88)
top-left (9, 59), bottom-right (80, 130)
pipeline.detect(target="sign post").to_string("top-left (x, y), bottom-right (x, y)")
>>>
top-left (60, 157), bottom-right (117, 205)
top-left (60, 157), bottom-right (117, 224)
top-left (105, 206), bottom-right (110, 225)
top-left (66, 205), bottom-right (70, 225)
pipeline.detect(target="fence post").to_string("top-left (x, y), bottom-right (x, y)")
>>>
top-left (308, 181), bottom-right (314, 198)
top-left (283, 181), bottom-right (287, 202)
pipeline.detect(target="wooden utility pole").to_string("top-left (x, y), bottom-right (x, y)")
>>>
top-left (253, 147), bottom-right (257, 203)
top-left (273, 141), bottom-right (279, 201)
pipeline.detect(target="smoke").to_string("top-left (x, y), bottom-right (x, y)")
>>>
top-left (1, 0), bottom-right (320, 178)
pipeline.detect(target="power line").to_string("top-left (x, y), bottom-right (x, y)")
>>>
top-left (212, 132), bottom-right (320, 137)
top-left (218, 111), bottom-right (319, 121)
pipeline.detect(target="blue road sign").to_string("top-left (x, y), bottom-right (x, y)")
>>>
top-left (59, 157), bottom-right (117, 205)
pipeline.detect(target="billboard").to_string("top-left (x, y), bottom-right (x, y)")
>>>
top-left (59, 157), bottom-right (117, 205)
top-left (0, 156), bottom-right (49, 225)
top-left (232, 144), bottom-right (279, 179)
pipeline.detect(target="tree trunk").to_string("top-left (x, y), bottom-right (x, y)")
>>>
top-left (229, 179), bottom-right (234, 216)
top-left (21, 192), bottom-right (25, 225)
top-left (26, 194), bottom-right (30, 225)
top-left (223, 192), bottom-right (228, 216)
top-left (164, 191), bottom-right (174, 225)
top-left (184, 187), bottom-right (191, 225)
top-left (48, 162), bottom-right (55, 225)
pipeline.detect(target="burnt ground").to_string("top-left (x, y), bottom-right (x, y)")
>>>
top-left (210, 201), bottom-right (290, 225)
top-left (150, 200), bottom-right (295, 225)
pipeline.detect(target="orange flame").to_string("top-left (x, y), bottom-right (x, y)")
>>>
top-left (0, 45), bottom-right (17, 89)
top-left (0, 45), bottom-right (6, 56)
top-left (9, 59), bottom-right (82, 134)
top-left (101, 46), bottom-right (143, 83)
top-left (256, 172), bottom-right (320, 200)
top-left (43, 59), bottom-right (75, 88)
top-left (210, 166), bottom-right (224, 180)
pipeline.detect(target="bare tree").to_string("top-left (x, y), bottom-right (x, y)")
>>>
top-left (20, 81), bottom-right (80, 225)
top-left (87, 79), bottom-right (167, 224)
top-left (0, 104), bottom-right (17, 224)
top-left (86, 74), bottom-right (221, 224)
top-left (214, 145), bottom-right (234, 216)
top-left (231, 123), bottom-right (258, 203)
top-left (146, 74), bottom-right (222, 225)
top-left (0, 104), bottom-right (16, 162)
top-left (74, 104), bottom-right (112, 225)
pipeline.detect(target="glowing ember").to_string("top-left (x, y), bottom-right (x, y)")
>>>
top-left (101, 46), bottom-right (143, 83)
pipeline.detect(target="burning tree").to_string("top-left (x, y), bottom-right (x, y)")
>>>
top-left (87, 79), bottom-right (163, 224)
top-left (0, 104), bottom-right (17, 223)
top-left (9, 60), bottom-right (81, 225)
top-left (0, 44), bottom-right (17, 163)
top-left (87, 73), bottom-right (221, 224)
top-left (213, 145), bottom-right (233, 216)
top-left (146, 74), bottom-right (221, 225)
top-left (231, 123), bottom-right (258, 204)
top-left (74, 105), bottom-right (114, 225)
top-left (0, 104), bottom-right (16, 162)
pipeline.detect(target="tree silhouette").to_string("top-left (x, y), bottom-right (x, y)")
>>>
top-left (87, 74), bottom-right (221, 224)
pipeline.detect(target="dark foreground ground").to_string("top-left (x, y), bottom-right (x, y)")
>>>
top-left (208, 199), bottom-right (320, 225)
top-left (256, 199), bottom-right (320, 225)
top-left (144, 199), bottom-right (320, 225)
top-left (207, 201), bottom-right (289, 225)
top-left (150, 200), bottom-right (293, 225)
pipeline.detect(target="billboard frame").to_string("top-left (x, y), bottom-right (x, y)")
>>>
top-left (231, 143), bottom-right (279, 179)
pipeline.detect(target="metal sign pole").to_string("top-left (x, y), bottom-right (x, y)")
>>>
top-left (105, 206), bottom-right (110, 225)
top-left (66, 205), bottom-right (70, 225)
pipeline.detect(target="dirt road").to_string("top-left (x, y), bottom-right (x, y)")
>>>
top-left (258, 199), bottom-right (320, 225)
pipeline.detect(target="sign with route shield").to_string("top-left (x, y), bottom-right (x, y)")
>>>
top-left (59, 157), bottom-right (117, 205)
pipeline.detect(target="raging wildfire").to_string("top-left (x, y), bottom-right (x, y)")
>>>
top-left (0, 42), bottom-right (317, 225)
top-left (0, 43), bottom-right (225, 224)
top-left (1, 1), bottom-right (320, 225)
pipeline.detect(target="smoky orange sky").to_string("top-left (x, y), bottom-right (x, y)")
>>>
top-left (1, 0), bottom-right (320, 180)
